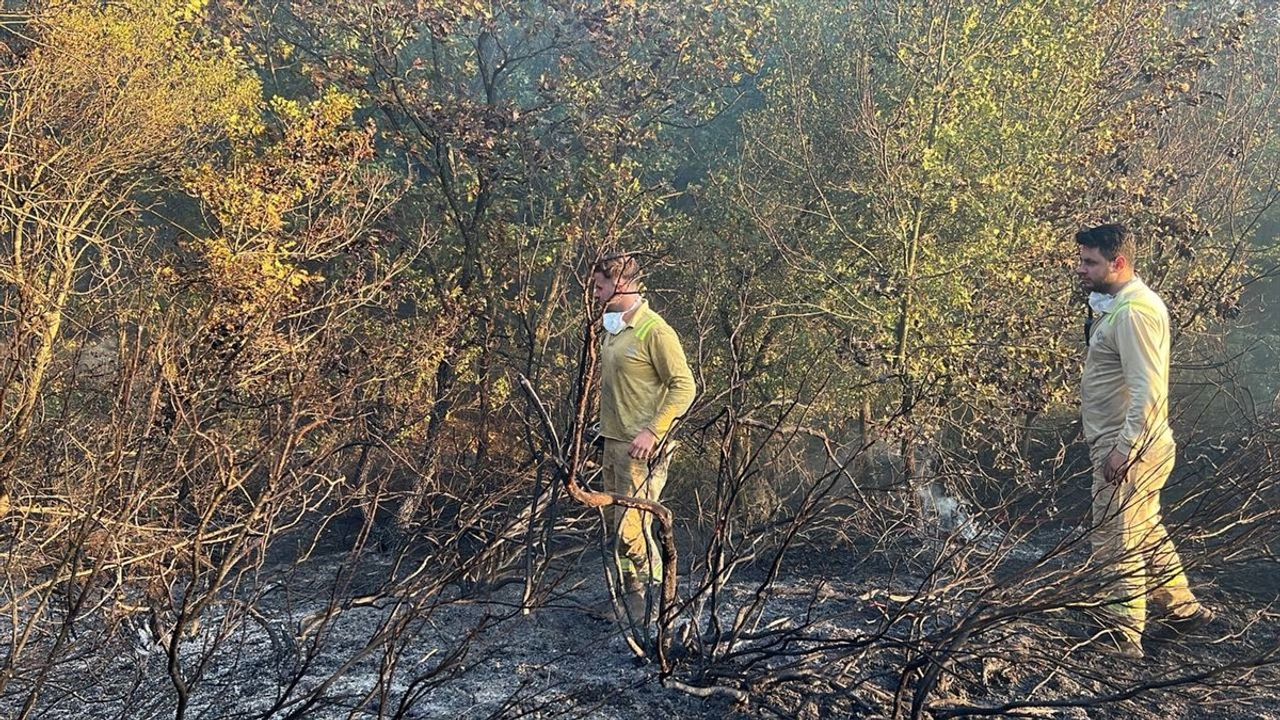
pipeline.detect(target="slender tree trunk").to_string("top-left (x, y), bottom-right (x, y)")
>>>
top-left (0, 242), bottom-right (76, 510)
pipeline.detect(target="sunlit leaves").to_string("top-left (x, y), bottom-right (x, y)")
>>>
top-left (721, 0), bottom-right (1279, 450)
top-left (23, 0), bottom-right (261, 176)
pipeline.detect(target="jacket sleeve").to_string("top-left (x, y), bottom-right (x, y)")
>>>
top-left (1114, 305), bottom-right (1170, 459)
top-left (644, 325), bottom-right (696, 439)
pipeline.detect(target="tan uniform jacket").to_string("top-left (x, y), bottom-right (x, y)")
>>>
top-left (599, 300), bottom-right (696, 442)
top-left (1081, 277), bottom-right (1174, 462)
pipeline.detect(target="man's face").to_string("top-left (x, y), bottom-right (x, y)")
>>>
top-left (592, 272), bottom-right (623, 310)
top-left (1077, 245), bottom-right (1122, 293)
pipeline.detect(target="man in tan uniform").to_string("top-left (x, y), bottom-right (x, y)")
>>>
top-left (591, 254), bottom-right (695, 623)
top-left (1076, 224), bottom-right (1213, 658)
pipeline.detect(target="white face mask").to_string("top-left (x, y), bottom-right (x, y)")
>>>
top-left (1088, 291), bottom-right (1116, 315)
top-left (602, 297), bottom-right (641, 335)
top-left (1089, 276), bottom-right (1141, 315)
top-left (603, 311), bottom-right (627, 335)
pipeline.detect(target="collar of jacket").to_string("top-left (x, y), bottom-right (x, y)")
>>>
top-left (622, 299), bottom-right (652, 330)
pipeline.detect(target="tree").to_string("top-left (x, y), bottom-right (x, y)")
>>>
top-left (0, 0), bottom-right (259, 516)
top-left (215, 0), bottom-right (772, 534)
top-left (711, 0), bottom-right (1280, 469)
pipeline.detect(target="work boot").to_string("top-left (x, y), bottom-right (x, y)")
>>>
top-left (1090, 627), bottom-right (1144, 659)
top-left (1072, 605), bottom-right (1144, 659)
top-left (1152, 606), bottom-right (1214, 638)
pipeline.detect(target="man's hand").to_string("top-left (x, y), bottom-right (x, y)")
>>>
top-left (1104, 449), bottom-right (1129, 485)
top-left (629, 429), bottom-right (659, 461)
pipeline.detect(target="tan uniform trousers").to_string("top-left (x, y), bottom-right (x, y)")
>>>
top-left (1090, 440), bottom-right (1201, 641)
top-left (601, 439), bottom-right (671, 584)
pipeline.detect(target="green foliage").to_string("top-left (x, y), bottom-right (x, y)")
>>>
top-left (683, 0), bottom-right (1280, 455)
top-left (212, 0), bottom-right (774, 446)
top-left (18, 0), bottom-right (260, 176)
top-left (184, 89), bottom-right (374, 310)
top-left (3, 0), bottom-right (1277, 529)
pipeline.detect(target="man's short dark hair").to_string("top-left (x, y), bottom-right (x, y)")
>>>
top-left (1075, 223), bottom-right (1137, 264)
top-left (592, 254), bottom-right (642, 284)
